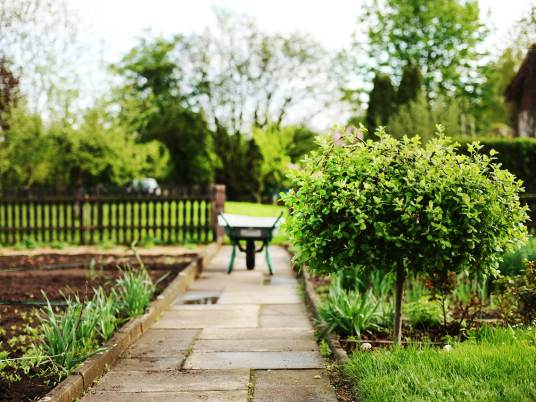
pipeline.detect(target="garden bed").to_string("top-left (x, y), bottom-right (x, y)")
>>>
top-left (0, 251), bottom-right (194, 402)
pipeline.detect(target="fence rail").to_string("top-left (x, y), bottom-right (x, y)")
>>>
top-left (0, 185), bottom-right (226, 245)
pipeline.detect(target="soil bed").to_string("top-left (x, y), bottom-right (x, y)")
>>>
top-left (0, 252), bottom-right (193, 402)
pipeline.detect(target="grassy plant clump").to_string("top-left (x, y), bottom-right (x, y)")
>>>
top-left (113, 264), bottom-right (156, 317)
top-left (36, 295), bottom-right (101, 379)
top-left (318, 274), bottom-right (380, 338)
top-left (345, 327), bottom-right (536, 402)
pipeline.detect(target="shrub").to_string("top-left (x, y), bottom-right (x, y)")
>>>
top-left (500, 236), bottom-right (536, 276)
top-left (496, 261), bottom-right (536, 325)
top-left (406, 298), bottom-right (443, 328)
top-left (318, 273), bottom-right (380, 338)
top-left (284, 128), bottom-right (528, 342)
top-left (456, 136), bottom-right (536, 193)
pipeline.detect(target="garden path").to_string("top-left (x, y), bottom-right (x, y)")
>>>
top-left (81, 245), bottom-right (337, 401)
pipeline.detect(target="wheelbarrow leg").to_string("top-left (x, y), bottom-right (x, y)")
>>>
top-left (265, 241), bottom-right (273, 275)
top-left (227, 242), bottom-right (237, 274)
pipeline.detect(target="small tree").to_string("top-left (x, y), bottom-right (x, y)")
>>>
top-left (283, 127), bottom-right (528, 343)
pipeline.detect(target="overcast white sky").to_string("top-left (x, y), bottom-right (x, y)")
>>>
top-left (71, 0), bottom-right (533, 58)
top-left (65, 0), bottom-right (533, 127)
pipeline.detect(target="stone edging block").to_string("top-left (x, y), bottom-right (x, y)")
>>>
top-left (297, 261), bottom-right (349, 365)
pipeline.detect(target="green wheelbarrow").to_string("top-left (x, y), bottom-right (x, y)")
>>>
top-left (218, 212), bottom-right (284, 275)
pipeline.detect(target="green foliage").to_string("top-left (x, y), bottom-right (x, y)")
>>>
top-left (406, 298), bottom-right (443, 328)
top-left (284, 128), bottom-right (528, 339)
top-left (500, 236), bottom-right (536, 277)
top-left (359, 0), bottom-right (486, 98)
top-left (344, 327), bottom-right (536, 402)
top-left (0, 103), bottom-right (170, 189)
top-left (396, 63), bottom-right (422, 106)
top-left (365, 72), bottom-right (396, 133)
top-left (112, 37), bottom-right (216, 185)
top-left (285, 129), bottom-right (528, 278)
top-left (38, 295), bottom-right (101, 379)
top-left (455, 136), bottom-right (536, 193)
top-left (113, 265), bottom-right (156, 317)
top-left (388, 94), bottom-right (463, 140)
top-left (495, 262), bottom-right (536, 325)
top-left (318, 273), bottom-right (380, 338)
top-left (252, 124), bottom-right (317, 201)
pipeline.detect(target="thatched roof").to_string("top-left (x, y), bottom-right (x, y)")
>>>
top-left (505, 44), bottom-right (536, 112)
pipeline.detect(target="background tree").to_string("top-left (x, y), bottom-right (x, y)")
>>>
top-left (396, 63), bottom-right (422, 107)
top-left (356, 0), bottom-right (486, 100)
top-left (112, 37), bottom-right (215, 186)
top-left (0, 59), bottom-right (19, 131)
top-left (365, 73), bottom-right (396, 133)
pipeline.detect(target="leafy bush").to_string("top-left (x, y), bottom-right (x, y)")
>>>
top-left (284, 128), bottom-right (528, 342)
top-left (500, 236), bottom-right (536, 276)
top-left (318, 274), bottom-right (380, 338)
top-left (456, 136), bottom-right (536, 193)
top-left (495, 261), bottom-right (536, 325)
top-left (113, 265), bottom-right (156, 317)
top-left (406, 298), bottom-right (443, 328)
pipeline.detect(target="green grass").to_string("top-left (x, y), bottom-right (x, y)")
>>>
top-left (345, 327), bottom-right (536, 402)
top-left (224, 201), bottom-right (288, 244)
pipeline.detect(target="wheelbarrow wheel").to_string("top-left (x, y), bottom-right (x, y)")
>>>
top-left (246, 240), bottom-right (256, 270)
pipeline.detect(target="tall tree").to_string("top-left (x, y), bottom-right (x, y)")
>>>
top-left (396, 63), bottom-right (422, 106)
top-left (112, 38), bottom-right (215, 185)
top-left (356, 0), bottom-right (486, 99)
top-left (0, 58), bottom-right (19, 130)
top-left (175, 9), bottom-right (339, 135)
top-left (0, 0), bottom-right (81, 115)
top-left (366, 73), bottom-right (396, 133)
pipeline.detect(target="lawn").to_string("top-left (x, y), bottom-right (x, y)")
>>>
top-left (345, 327), bottom-right (536, 402)
top-left (224, 201), bottom-right (287, 244)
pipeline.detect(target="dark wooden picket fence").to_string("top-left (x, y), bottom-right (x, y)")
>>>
top-left (0, 185), bottom-right (226, 245)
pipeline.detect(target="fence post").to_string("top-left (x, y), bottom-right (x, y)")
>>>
top-left (211, 185), bottom-right (226, 243)
top-left (79, 194), bottom-right (87, 245)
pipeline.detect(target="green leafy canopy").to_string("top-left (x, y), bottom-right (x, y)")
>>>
top-left (283, 127), bottom-right (528, 281)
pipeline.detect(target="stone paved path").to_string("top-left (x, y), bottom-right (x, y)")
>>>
top-left (82, 246), bottom-right (337, 402)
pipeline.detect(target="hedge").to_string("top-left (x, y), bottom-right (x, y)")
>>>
top-left (455, 137), bottom-right (536, 195)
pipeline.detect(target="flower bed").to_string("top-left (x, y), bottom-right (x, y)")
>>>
top-left (0, 252), bottom-right (192, 401)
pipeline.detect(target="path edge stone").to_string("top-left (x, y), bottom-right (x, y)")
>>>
top-left (295, 258), bottom-right (349, 365)
top-left (39, 242), bottom-right (221, 402)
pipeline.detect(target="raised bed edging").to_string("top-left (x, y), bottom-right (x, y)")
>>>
top-left (39, 242), bottom-right (221, 402)
top-left (297, 263), bottom-right (349, 365)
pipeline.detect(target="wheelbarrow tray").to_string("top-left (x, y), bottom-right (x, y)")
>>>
top-left (218, 213), bottom-right (283, 274)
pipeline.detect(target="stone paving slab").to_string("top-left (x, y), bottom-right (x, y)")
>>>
top-left (198, 327), bottom-right (315, 340)
top-left (184, 351), bottom-right (324, 370)
top-left (260, 314), bottom-right (313, 329)
top-left (152, 307), bottom-right (259, 329)
top-left (261, 304), bottom-right (308, 315)
top-left (253, 369), bottom-right (337, 402)
top-left (125, 329), bottom-right (198, 357)
top-left (194, 338), bottom-right (318, 352)
top-left (82, 391), bottom-right (248, 402)
top-left (113, 356), bottom-right (185, 372)
top-left (218, 293), bottom-right (302, 305)
top-left (85, 369), bottom-right (250, 393)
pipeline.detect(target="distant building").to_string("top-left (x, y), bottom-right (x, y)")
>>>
top-left (505, 44), bottom-right (536, 137)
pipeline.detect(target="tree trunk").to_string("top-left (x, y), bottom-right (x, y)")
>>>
top-left (393, 262), bottom-right (406, 345)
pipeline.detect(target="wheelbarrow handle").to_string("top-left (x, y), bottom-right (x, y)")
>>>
top-left (271, 211), bottom-right (284, 229)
